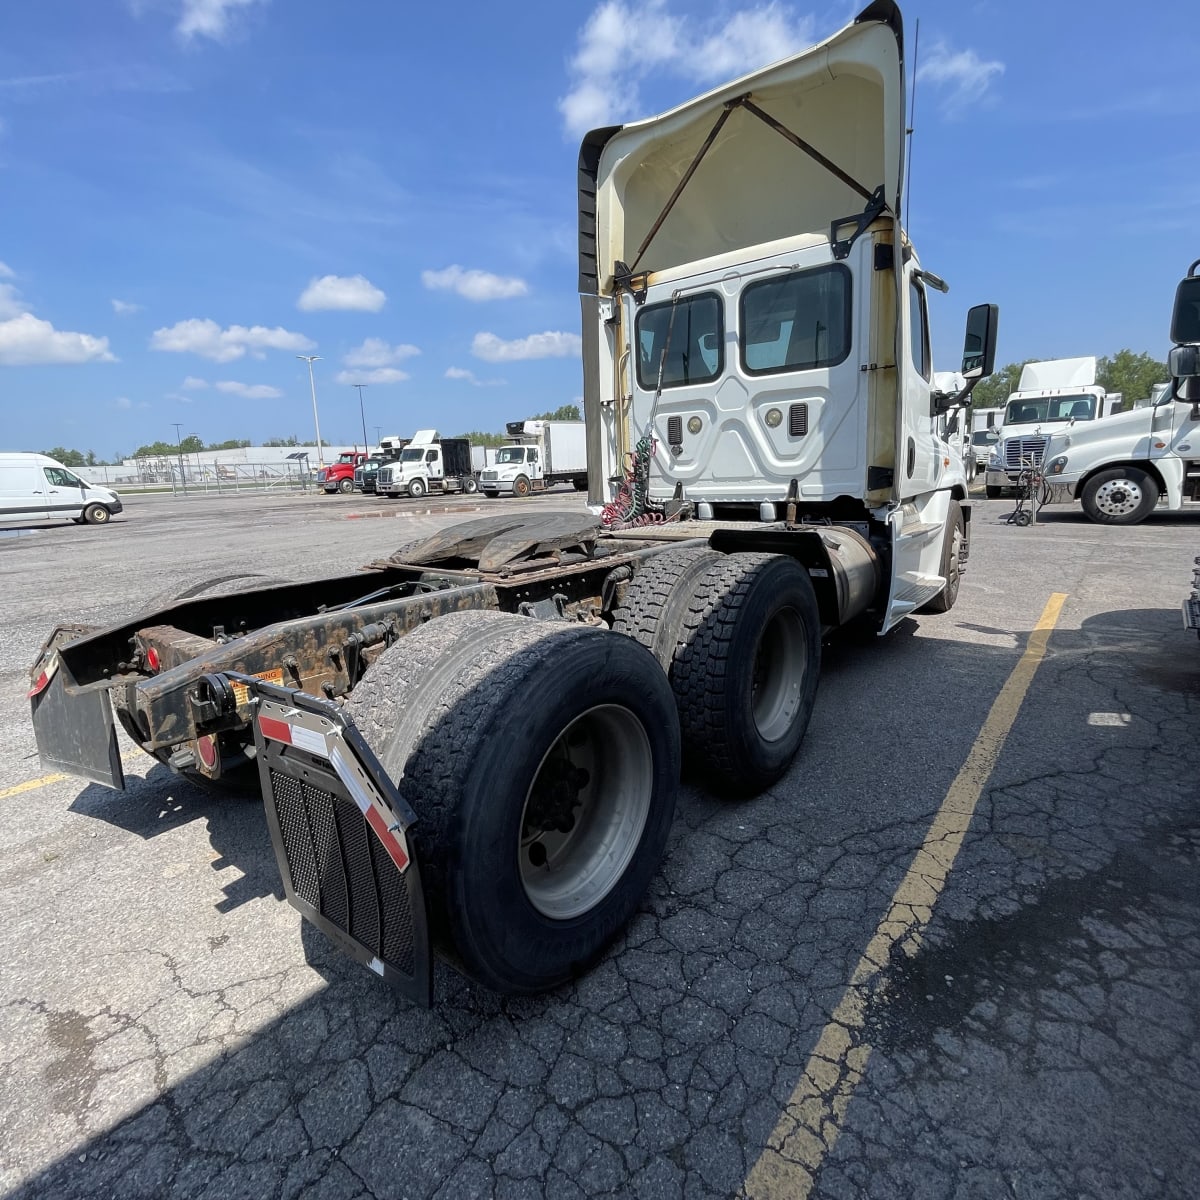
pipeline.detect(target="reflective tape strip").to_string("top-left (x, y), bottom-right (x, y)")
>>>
top-left (258, 715), bottom-right (293, 744)
top-left (362, 803), bottom-right (411, 872)
top-left (258, 715), bottom-right (328, 757)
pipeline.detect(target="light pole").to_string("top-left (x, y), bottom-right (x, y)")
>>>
top-left (171, 422), bottom-right (186, 491)
top-left (353, 383), bottom-right (369, 450)
top-left (297, 355), bottom-right (325, 466)
top-left (373, 425), bottom-right (382, 446)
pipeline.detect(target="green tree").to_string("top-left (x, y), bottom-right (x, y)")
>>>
top-left (206, 438), bottom-right (251, 451)
top-left (133, 440), bottom-right (182, 457)
top-left (1096, 349), bottom-right (1168, 405)
top-left (263, 436), bottom-right (300, 447)
top-left (42, 446), bottom-right (87, 466)
top-left (179, 434), bottom-right (204, 453)
top-left (455, 430), bottom-right (507, 447)
top-left (531, 404), bottom-right (582, 421)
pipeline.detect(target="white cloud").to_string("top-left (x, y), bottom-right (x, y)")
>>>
top-left (297, 273), bottom-right (386, 313)
top-left (421, 265), bottom-right (529, 302)
top-left (111, 298), bottom-right (142, 315)
top-left (177, 0), bottom-right (267, 42)
top-left (0, 261), bottom-right (14, 278)
top-left (342, 337), bottom-right (420, 369)
top-left (334, 367), bottom-right (409, 385)
top-left (115, 396), bottom-right (132, 410)
top-left (215, 379), bottom-right (283, 399)
top-left (0, 283), bottom-right (23, 320)
top-left (149, 317), bottom-right (314, 362)
top-left (471, 331), bottom-right (582, 363)
top-left (559, 1), bottom-right (816, 136)
top-left (917, 42), bottom-right (1004, 114)
top-left (0, 312), bottom-right (116, 365)
top-left (445, 366), bottom-right (504, 387)
top-left (181, 375), bottom-right (208, 389)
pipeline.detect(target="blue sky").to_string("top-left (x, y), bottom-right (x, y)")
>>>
top-left (1, 0), bottom-right (1196, 459)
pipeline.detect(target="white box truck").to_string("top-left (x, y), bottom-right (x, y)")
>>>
top-left (479, 420), bottom-right (588, 497)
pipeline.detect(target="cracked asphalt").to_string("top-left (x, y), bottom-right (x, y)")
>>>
top-left (0, 490), bottom-right (1196, 1199)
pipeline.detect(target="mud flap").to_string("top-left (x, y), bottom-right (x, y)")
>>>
top-left (230, 674), bottom-right (432, 1006)
top-left (31, 670), bottom-right (125, 790)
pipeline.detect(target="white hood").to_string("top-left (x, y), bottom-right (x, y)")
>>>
top-left (579, 1), bottom-right (904, 294)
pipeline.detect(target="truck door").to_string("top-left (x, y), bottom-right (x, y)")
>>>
top-left (528, 448), bottom-right (542, 481)
top-left (900, 271), bottom-right (939, 497)
top-left (1149, 391), bottom-right (1195, 502)
top-left (426, 448), bottom-right (442, 482)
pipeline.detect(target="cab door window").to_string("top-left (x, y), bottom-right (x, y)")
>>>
top-left (740, 265), bottom-right (852, 374)
top-left (635, 293), bottom-right (723, 389)
top-left (909, 278), bottom-right (931, 381)
top-left (43, 467), bottom-right (78, 487)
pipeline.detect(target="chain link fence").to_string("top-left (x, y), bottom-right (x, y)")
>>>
top-left (83, 454), bottom-right (317, 495)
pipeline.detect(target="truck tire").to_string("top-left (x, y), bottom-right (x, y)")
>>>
top-left (573, 478), bottom-right (588, 491)
top-left (513, 475), bottom-right (531, 498)
top-left (338, 477), bottom-right (354, 494)
top-left (344, 611), bottom-right (680, 994)
top-left (611, 546), bottom-right (723, 668)
top-left (82, 502), bottom-right (112, 525)
top-left (985, 485), bottom-right (1003, 500)
top-left (617, 551), bottom-right (820, 796)
top-left (1079, 467), bottom-right (1159, 525)
top-left (463, 476), bottom-right (479, 494)
top-left (407, 478), bottom-right (427, 498)
top-left (920, 500), bottom-right (965, 614)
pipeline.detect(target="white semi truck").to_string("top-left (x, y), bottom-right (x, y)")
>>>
top-left (375, 430), bottom-right (479, 498)
top-left (479, 420), bottom-right (588, 497)
top-left (27, 2), bottom-right (997, 1003)
top-left (984, 358), bottom-right (1123, 498)
top-left (1043, 263), bottom-right (1200, 527)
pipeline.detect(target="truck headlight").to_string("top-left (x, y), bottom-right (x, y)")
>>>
top-left (1047, 455), bottom-right (1068, 475)
top-left (987, 452), bottom-right (1002, 469)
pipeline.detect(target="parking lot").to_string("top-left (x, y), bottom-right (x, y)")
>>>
top-left (1, 489), bottom-right (1197, 1200)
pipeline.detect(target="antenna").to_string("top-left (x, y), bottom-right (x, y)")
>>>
top-left (904, 18), bottom-right (920, 232)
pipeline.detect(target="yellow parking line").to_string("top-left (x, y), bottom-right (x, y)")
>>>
top-left (0, 751), bottom-right (153, 801)
top-left (743, 592), bottom-right (1068, 1200)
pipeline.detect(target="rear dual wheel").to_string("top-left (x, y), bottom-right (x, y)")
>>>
top-left (612, 550), bottom-right (821, 795)
top-left (345, 611), bottom-right (679, 994)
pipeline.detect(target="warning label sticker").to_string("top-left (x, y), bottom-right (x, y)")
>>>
top-left (232, 668), bottom-right (285, 707)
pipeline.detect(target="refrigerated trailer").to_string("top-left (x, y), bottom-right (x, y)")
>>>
top-left (28, 1), bottom-right (997, 1005)
top-left (479, 420), bottom-right (588, 496)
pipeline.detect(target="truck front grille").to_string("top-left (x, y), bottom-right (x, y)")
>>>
top-left (268, 770), bottom-right (416, 976)
top-left (481, 470), bottom-right (498, 481)
top-left (1003, 436), bottom-right (1046, 469)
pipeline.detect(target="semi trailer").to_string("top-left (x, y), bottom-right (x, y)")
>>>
top-left (28, 1), bottom-right (997, 1005)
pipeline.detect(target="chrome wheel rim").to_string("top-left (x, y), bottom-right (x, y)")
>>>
top-left (519, 704), bottom-right (653, 920)
top-left (1095, 478), bottom-right (1142, 516)
top-left (751, 607), bottom-right (807, 742)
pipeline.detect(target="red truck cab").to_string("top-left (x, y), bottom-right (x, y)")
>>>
top-left (318, 451), bottom-right (368, 494)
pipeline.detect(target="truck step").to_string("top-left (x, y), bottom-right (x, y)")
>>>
top-left (891, 572), bottom-right (946, 612)
top-left (897, 521), bottom-right (943, 541)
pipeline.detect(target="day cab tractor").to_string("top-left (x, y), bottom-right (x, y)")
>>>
top-left (28, 2), bottom-right (997, 1005)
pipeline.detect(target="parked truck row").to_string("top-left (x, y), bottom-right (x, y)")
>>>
top-left (29, 3), bottom-right (1000, 1004)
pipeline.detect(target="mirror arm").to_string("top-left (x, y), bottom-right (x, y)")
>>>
top-left (933, 376), bottom-right (979, 414)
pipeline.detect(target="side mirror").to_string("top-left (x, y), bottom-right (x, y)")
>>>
top-left (1170, 270), bottom-right (1200, 344)
top-left (961, 304), bottom-right (999, 379)
top-left (1168, 344), bottom-right (1200, 404)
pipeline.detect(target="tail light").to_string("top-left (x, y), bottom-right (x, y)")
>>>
top-left (146, 645), bottom-right (161, 672)
top-left (27, 654), bottom-right (59, 698)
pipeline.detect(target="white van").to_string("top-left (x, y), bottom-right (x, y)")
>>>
top-left (0, 453), bottom-right (123, 525)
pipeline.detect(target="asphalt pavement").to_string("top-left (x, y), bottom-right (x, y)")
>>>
top-left (0, 487), bottom-right (1196, 1199)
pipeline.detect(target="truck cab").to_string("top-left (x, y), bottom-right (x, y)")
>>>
top-left (318, 451), bottom-right (368, 494)
top-left (983, 359), bottom-right (1120, 498)
top-left (480, 444), bottom-right (542, 498)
